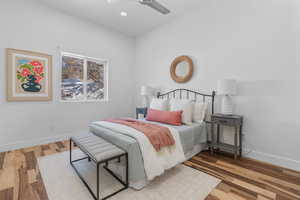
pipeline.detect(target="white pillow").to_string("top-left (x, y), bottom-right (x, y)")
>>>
top-left (193, 102), bottom-right (208, 123)
top-left (170, 99), bottom-right (193, 125)
top-left (149, 98), bottom-right (169, 111)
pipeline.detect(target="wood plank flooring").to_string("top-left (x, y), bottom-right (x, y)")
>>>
top-left (0, 141), bottom-right (71, 200)
top-left (185, 151), bottom-right (300, 200)
top-left (0, 141), bottom-right (299, 200)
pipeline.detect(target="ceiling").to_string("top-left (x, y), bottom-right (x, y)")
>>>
top-left (38, 0), bottom-right (202, 37)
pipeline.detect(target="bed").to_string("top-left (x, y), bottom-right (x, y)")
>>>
top-left (89, 89), bottom-right (216, 189)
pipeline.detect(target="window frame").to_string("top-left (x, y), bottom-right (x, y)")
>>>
top-left (60, 51), bottom-right (109, 103)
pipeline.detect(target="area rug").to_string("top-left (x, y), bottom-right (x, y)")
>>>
top-left (38, 150), bottom-right (220, 200)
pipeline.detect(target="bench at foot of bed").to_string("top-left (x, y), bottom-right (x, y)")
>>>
top-left (70, 134), bottom-right (129, 200)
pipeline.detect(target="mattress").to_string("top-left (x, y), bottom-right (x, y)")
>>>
top-left (89, 119), bottom-right (208, 189)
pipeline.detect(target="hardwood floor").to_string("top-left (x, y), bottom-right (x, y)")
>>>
top-left (185, 151), bottom-right (300, 200)
top-left (0, 141), bottom-right (71, 200)
top-left (0, 141), bottom-right (299, 200)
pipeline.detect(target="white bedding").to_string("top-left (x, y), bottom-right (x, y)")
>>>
top-left (93, 121), bottom-right (186, 181)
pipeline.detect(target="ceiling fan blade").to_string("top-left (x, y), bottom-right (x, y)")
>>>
top-left (139, 0), bottom-right (170, 15)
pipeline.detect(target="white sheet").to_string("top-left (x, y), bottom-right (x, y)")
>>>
top-left (93, 121), bottom-right (186, 181)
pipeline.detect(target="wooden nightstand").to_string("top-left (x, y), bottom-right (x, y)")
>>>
top-left (210, 114), bottom-right (243, 160)
top-left (136, 107), bottom-right (148, 119)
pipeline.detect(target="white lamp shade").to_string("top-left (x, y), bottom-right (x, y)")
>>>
top-left (218, 79), bottom-right (237, 95)
top-left (141, 86), bottom-right (152, 96)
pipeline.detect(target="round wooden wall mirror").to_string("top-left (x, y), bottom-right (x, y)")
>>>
top-left (170, 56), bottom-right (194, 83)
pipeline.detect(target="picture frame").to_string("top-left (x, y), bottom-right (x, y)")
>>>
top-left (6, 48), bottom-right (53, 101)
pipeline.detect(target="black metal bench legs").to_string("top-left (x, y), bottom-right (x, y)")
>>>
top-left (69, 139), bottom-right (129, 200)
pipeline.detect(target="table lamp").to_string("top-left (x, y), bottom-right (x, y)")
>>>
top-left (217, 79), bottom-right (237, 115)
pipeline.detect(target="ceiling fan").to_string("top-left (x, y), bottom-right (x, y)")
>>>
top-left (107, 0), bottom-right (171, 15)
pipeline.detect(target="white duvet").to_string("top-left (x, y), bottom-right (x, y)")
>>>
top-left (93, 121), bottom-right (186, 181)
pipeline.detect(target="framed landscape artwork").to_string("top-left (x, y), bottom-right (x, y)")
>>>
top-left (6, 48), bottom-right (52, 101)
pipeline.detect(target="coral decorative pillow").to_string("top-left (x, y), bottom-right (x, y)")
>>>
top-left (146, 109), bottom-right (182, 126)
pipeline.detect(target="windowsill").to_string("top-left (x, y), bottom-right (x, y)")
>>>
top-left (59, 99), bottom-right (109, 103)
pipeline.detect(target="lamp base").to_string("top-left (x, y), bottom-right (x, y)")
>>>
top-left (221, 95), bottom-right (234, 115)
top-left (142, 96), bottom-right (150, 108)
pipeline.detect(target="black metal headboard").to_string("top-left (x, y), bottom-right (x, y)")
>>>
top-left (157, 89), bottom-right (216, 114)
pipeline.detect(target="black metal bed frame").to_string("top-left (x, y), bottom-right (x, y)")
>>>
top-left (70, 139), bottom-right (129, 200)
top-left (157, 88), bottom-right (216, 114)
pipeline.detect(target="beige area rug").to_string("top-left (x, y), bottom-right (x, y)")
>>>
top-left (38, 150), bottom-right (220, 200)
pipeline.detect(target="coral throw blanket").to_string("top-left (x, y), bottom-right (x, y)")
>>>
top-left (105, 119), bottom-right (175, 151)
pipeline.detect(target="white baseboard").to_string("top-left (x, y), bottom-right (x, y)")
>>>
top-left (245, 149), bottom-right (300, 171)
top-left (0, 133), bottom-right (76, 152)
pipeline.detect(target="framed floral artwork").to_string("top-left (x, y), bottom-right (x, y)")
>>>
top-left (6, 48), bottom-right (52, 101)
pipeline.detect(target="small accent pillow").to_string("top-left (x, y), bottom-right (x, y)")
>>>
top-left (193, 102), bottom-right (208, 123)
top-left (146, 109), bottom-right (182, 126)
top-left (149, 98), bottom-right (169, 111)
top-left (170, 99), bottom-right (193, 125)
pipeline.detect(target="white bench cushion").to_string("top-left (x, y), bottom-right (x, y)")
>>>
top-left (71, 134), bottom-right (125, 162)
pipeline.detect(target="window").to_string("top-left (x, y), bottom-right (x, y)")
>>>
top-left (61, 52), bottom-right (108, 102)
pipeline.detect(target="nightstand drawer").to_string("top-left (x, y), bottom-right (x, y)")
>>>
top-left (136, 108), bottom-right (147, 113)
top-left (136, 107), bottom-right (148, 119)
top-left (212, 117), bottom-right (242, 126)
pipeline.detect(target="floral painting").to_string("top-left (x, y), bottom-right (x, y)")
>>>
top-left (7, 49), bottom-right (52, 101)
top-left (17, 60), bottom-right (45, 93)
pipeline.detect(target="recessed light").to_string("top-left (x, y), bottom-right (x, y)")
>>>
top-left (120, 11), bottom-right (128, 17)
top-left (107, 0), bottom-right (119, 3)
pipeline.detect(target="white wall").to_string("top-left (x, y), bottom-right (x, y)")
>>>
top-left (1, 0), bottom-right (299, 171)
top-left (0, 0), bottom-right (135, 151)
top-left (135, 0), bottom-right (300, 170)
